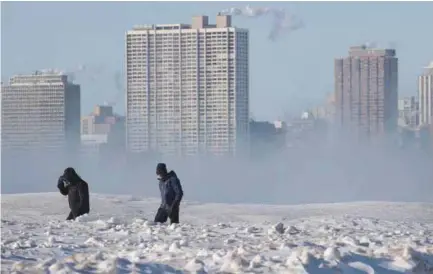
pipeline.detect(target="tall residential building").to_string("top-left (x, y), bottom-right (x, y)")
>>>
top-left (1, 71), bottom-right (81, 153)
top-left (126, 15), bottom-right (249, 157)
top-left (335, 45), bottom-right (398, 141)
top-left (418, 61), bottom-right (433, 126)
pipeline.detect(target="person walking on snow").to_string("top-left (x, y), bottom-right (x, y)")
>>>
top-left (57, 167), bottom-right (90, 220)
top-left (154, 163), bottom-right (184, 224)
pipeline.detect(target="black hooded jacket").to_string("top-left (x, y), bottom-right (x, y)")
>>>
top-left (158, 170), bottom-right (184, 208)
top-left (57, 168), bottom-right (90, 218)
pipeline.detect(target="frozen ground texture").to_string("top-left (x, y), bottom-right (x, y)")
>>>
top-left (1, 193), bottom-right (433, 273)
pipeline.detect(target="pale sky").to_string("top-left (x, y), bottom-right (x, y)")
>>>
top-left (2, 1), bottom-right (433, 121)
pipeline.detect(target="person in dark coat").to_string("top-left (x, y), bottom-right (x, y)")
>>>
top-left (154, 163), bottom-right (184, 224)
top-left (57, 167), bottom-right (90, 220)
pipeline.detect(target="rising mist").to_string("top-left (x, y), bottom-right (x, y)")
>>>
top-left (2, 125), bottom-right (432, 205)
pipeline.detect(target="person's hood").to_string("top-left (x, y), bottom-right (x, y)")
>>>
top-left (62, 170), bottom-right (81, 185)
top-left (158, 170), bottom-right (177, 183)
top-left (168, 170), bottom-right (178, 179)
top-left (158, 170), bottom-right (178, 182)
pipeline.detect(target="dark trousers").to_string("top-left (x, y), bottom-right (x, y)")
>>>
top-left (170, 205), bottom-right (180, 224)
top-left (154, 204), bottom-right (180, 224)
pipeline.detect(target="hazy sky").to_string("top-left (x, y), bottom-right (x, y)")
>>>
top-left (2, 1), bottom-right (433, 120)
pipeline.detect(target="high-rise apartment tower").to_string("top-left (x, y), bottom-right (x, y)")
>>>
top-left (125, 15), bottom-right (249, 157)
top-left (418, 61), bottom-right (433, 126)
top-left (1, 71), bottom-right (81, 153)
top-left (335, 45), bottom-right (398, 141)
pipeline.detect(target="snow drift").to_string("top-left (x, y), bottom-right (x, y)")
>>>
top-left (1, 193), bottom-right (433, 273)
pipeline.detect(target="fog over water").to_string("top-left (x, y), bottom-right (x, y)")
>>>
top-left (2, 129), bottom-right (432, 205)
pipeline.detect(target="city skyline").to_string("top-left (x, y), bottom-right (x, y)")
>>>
top-left (3, 5), bottom-right (433, 267)
top-left (2, 2), bottom-right (433, 209)
top-left (2, 1), bottom-right (433, 121)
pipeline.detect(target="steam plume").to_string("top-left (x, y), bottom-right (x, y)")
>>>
top-left (61, 64), bottom-right (86, 83)
top-left (364, 41), bottom-right (378, 49)
top-left (60, 64), bottom-right (124, 107)
top-left (63, 64), bottom-right (107, 83)
top-left (60, 64), bottom-right (125, 108)
top-left (220, 5), bottom-right (304, 41)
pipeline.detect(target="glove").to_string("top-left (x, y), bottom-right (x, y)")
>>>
top-left (63, 180), bottom-right (71, 188)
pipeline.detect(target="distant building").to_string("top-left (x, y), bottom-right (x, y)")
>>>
top-left (398, 96), bottom-right (418, 128)
top-left (81, 105), bottom-right (123, 135)
top-left (249, 120), bottom-right (286, 158)
top-left (335, 45), bottom-right (398, 142)
top-left (80, 105), bottom-right (126, 160)
top-left (1, 71), bottom-right (80, 153)
top-left (311, 92), bottom-right (336, 123)
top-left (285, 111), bottom-right (327, 148)
top-left (418, 61), bottom-right (433, 126)
top-left (126, 14), bottom-right (249, 157)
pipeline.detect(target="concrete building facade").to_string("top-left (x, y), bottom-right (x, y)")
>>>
top-left (125, 15), bottom-right (249, 157)
top-left (1, 71), bottom-right (81, 153)
top-left (335, 45), bottom-right (398, 142)
top-left (418, 62), bottom-right (433, 126)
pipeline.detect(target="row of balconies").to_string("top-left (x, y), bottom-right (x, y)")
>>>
top-left (127, 98), bottom-right (243, 103)
top-left (127, 108), bottom-right (241, 113)
top-left (128, 32), bottom-right (237, 37)
top-left (127, 134), bottom-right (237, 141)
top-left (127, 39), bottom-right (237, 46)
top-left (127, 43), bottom-right (235, 49)
top-left (130, 136), bottom-right (235, 142)
top-left (127, 59), bottom-right (238, 65)
top-left (127, 100), bottom-right (238, 105)
top-left (128, 123), bottom-right (238, 129)
top-left (128, 140), bottom-right (236, 147)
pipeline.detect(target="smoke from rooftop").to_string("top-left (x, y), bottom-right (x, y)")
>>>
top-left (220, 5), bottom-right (304, 41)
top-left (60, 64), bottom-right (124, 107)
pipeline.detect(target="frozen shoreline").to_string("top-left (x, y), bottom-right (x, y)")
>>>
top-left (2, 193), bottom-right (433, 273)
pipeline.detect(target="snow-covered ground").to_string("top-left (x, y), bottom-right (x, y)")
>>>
top-left (1, 193), bottom-right (433, 273)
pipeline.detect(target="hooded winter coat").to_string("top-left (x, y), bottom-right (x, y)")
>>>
top-left (57, 168), bottom-right (90, 220)
top-left (158, 170), bottom-right (183, 209)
